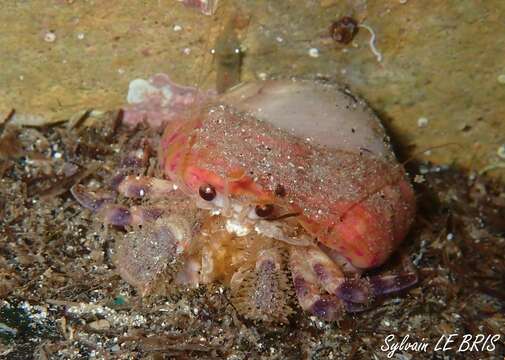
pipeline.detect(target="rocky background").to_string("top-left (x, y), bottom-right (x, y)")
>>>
top-left (1, 0), bottom-right (505, 177)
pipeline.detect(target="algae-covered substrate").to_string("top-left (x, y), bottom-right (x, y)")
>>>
top-left (0, 110), bottom-right (504, 359)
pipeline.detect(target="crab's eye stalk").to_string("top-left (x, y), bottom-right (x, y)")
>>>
top-left (199, 183), bottom-right (217, 201)
top-left (255, 204), bottom-right (274, 218)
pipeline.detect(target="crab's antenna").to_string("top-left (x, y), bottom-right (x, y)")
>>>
top-left (265, 212), bottom-right (301, 222)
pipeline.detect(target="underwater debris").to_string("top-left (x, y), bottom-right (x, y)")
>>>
top-left (497, 144), bottom-right (505, 160)
top-left (66, 109), bottom-right (92, 129)
top-left (179, 0), bottom-right (218, 16)
top-left (43, 31), bottom-right (56, 43)
top-left (479, 163), bottom-right (505, 175)
top-left (329, 17), bottom-right (382, 63)
top-left (1, 108), bottom-right (15, 126)
top-left (417, 117), bottom-right (429, 128)
top-left (359, 23), bottom-right (383, 63)
top-left (329, 16), bottom-right (359, 45)
top-left (308, 48), bottom-right (320, 58)
top-left (476, 141), bottom-right (505, 175)
top-left (124, 73), bottom-right (211, 128)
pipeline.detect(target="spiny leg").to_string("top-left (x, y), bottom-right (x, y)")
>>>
top-left (230, 247), bottom-right (292, 323)
top-left (289, 247), bottom-right (345, 321)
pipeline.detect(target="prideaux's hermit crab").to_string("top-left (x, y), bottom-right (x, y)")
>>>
top-left (72, 74), bottom-right (417, 322)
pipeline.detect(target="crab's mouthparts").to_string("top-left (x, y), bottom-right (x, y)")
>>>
top-left (221, 209), bottom-right (311, 248)
top-left (202, 195), bottom-right (310, 247)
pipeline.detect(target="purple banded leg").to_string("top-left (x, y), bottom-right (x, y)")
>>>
top-left (305, 247), bottom-right (345, 293)
top-left (101, 204), bottom-right (163, 226)
top-left (116, 175), bottom-right (175, 199)
top-left (289, 247), bottom-right (344, 321)
top-left (305, 247), bottom-right (372, 305)
top-left (109, 142), bottom-right (154, 188)
top-left (119, 148), bottom-right (150, 169)
top-left (334, 270), bottom-right (417, 307)
top-left (352, 255), bottom-right (418, 302)
top-left (71, 184), bottom-right (163, 226)
top-left (71, 184), bottom-right (115, 212)
top-left (302, 246), bottom-right (417, 308)
top-left (332, 271), bottom-right (418, 310)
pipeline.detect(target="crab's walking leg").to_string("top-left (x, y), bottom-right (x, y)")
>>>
top-left (305, 246), bottom-right (372, 304)
top-left (318, 244), bottom-right (362, 274)
top-left (231, 248), bottom-right (292, 323)
top-left (70, 184), bottom-right (115, 212)
top-left (102, 205), bottom-right (163, 226)
top-left (335, 270), bottom-right (417, 306)
top-left (289, 247), bottom-right (344, 321)
top-left (71, 184), bottom-right (163, 226)
top-left (119, 147), bottom-right (151, 169)
top-left (109, 139), bottom-right (156, 187)
top-left (307, 245), bottom-right (417, 305)
top-left (368, 256), bottom-right (418, 296)
top-left (115, 175), bottom-right (176, 199)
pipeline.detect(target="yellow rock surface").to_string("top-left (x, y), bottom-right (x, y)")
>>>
top-left (1, 1), bottom-right (504, 178)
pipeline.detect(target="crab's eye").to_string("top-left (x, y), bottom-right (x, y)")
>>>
top-left (199, 183), bottom-right (216, 201)
top-left (255, 204), bottom-right (274, 218)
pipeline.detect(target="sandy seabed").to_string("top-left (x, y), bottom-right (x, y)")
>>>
top-left (0, 112), bottom-right (504, 359)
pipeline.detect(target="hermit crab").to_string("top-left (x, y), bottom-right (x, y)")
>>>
top-left (72, 75), bottom-right (417, 322)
